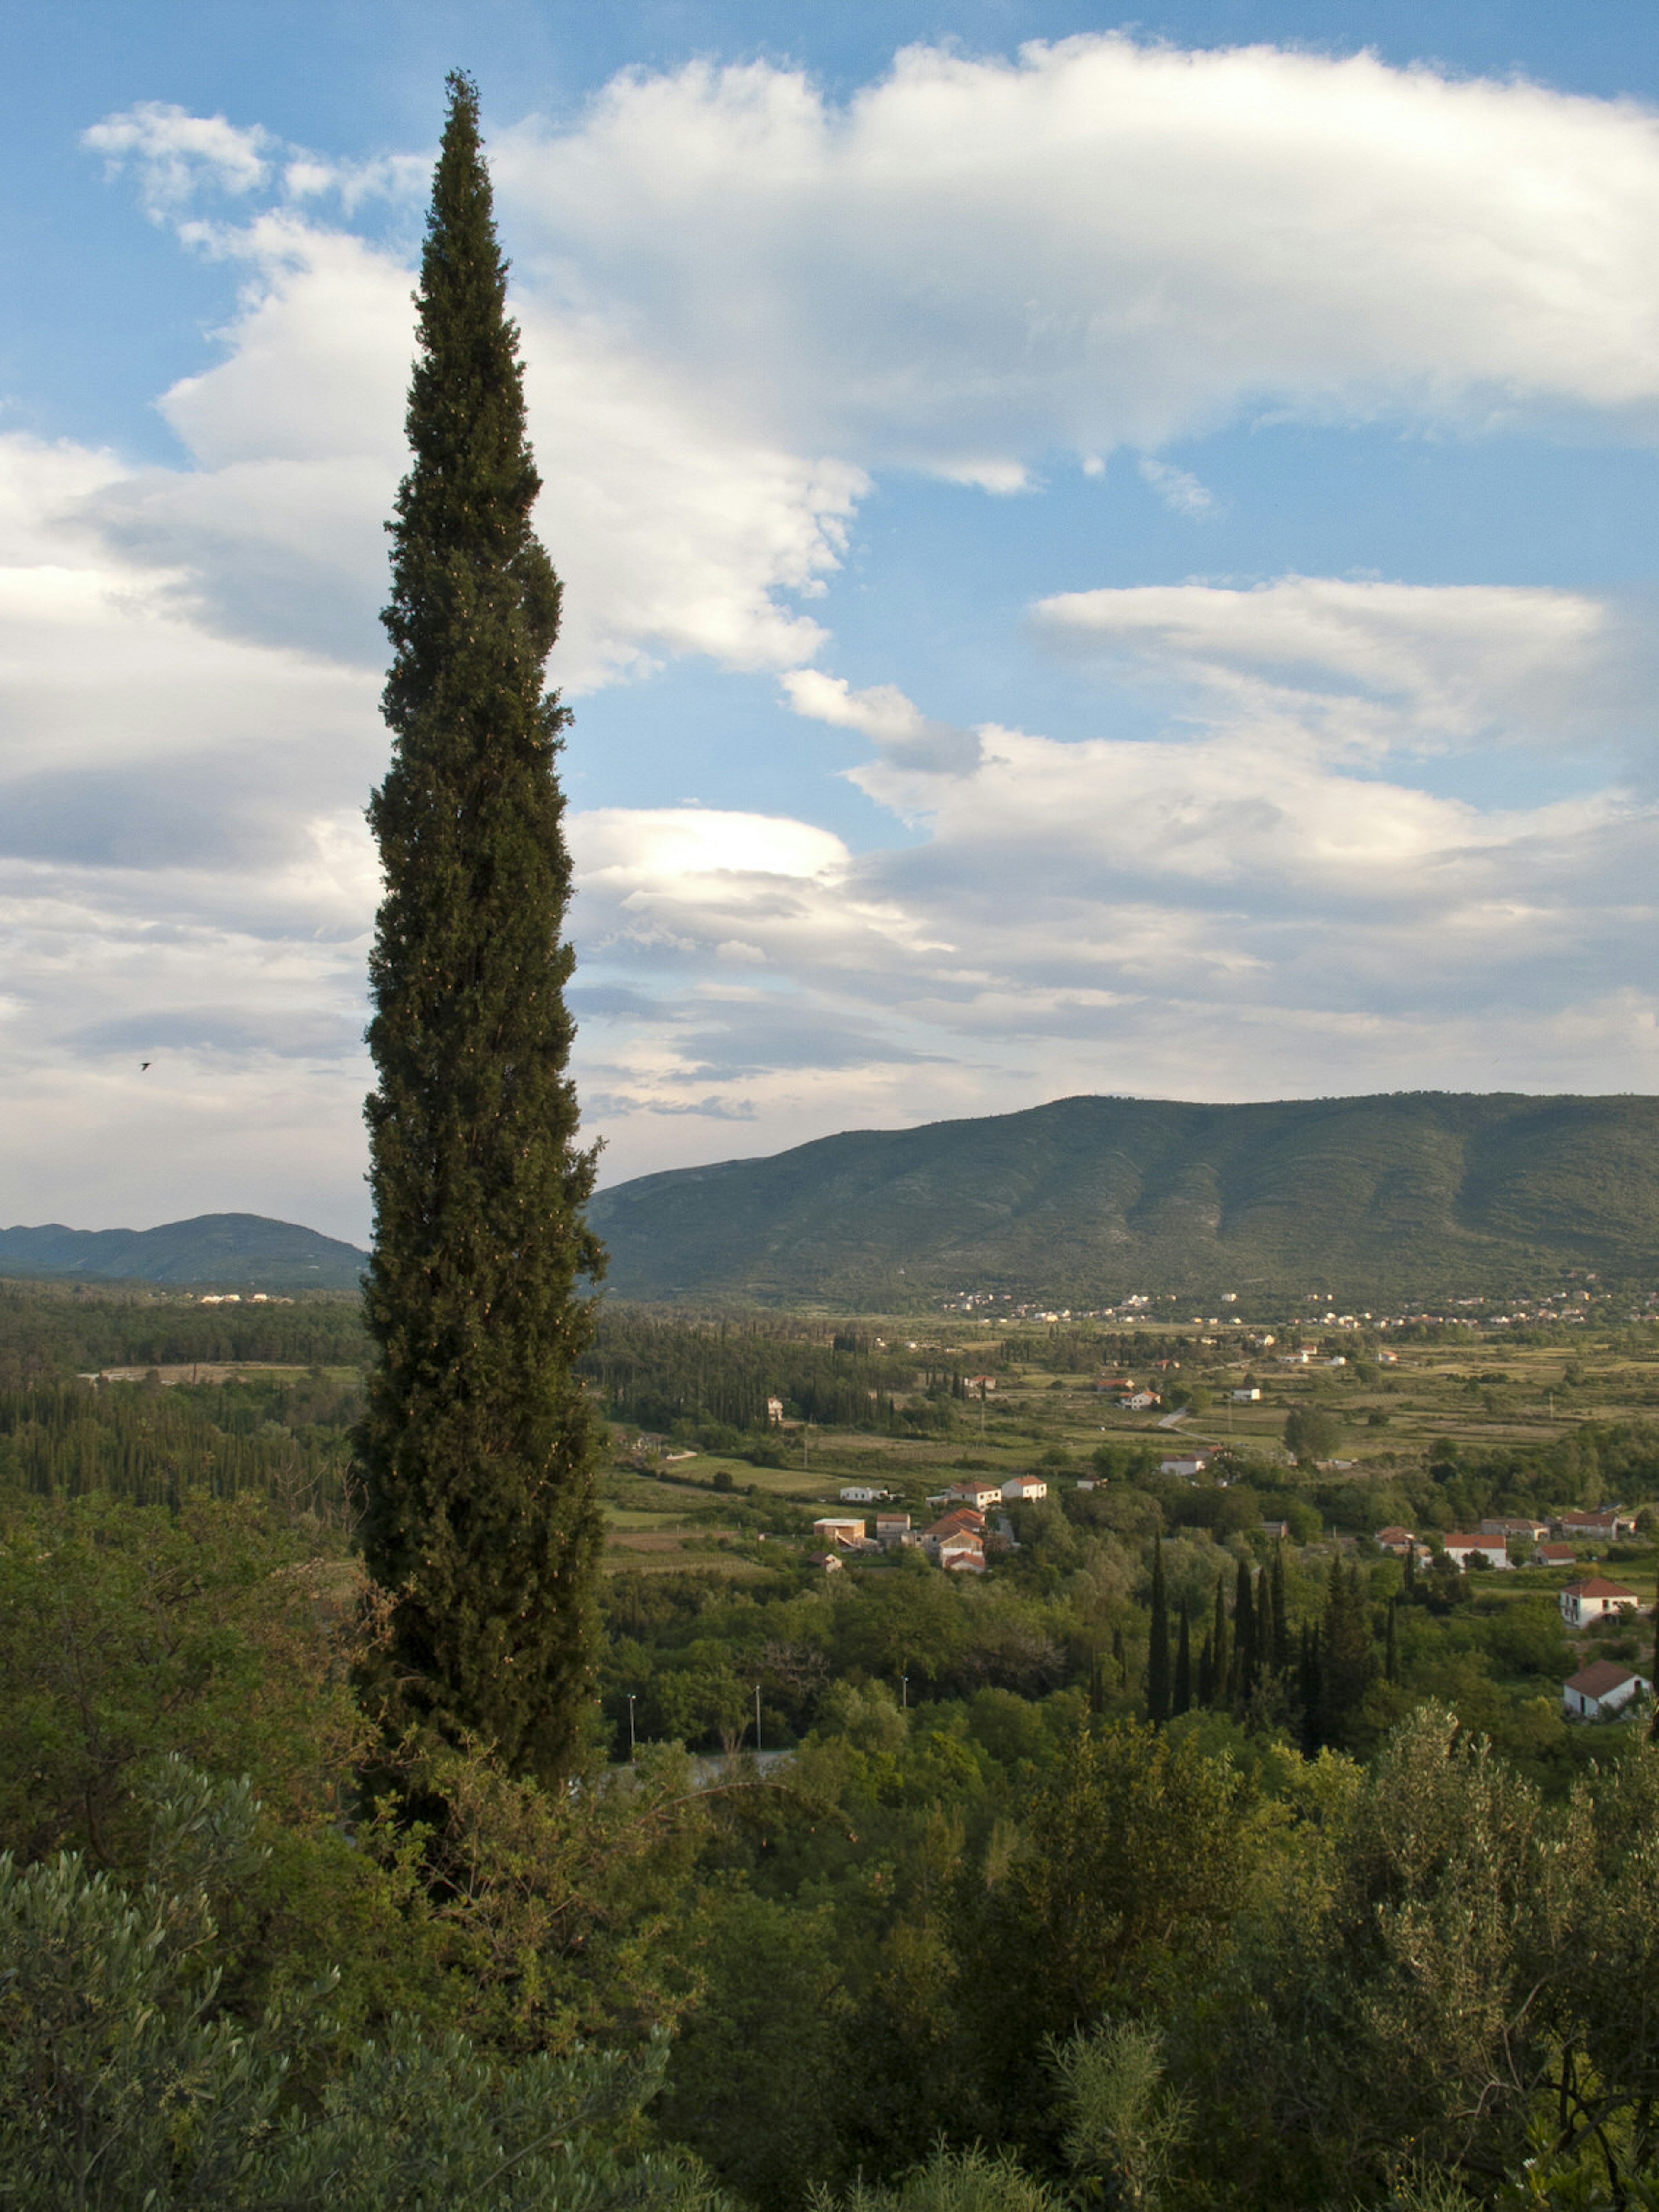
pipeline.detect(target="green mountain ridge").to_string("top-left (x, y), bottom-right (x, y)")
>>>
top-left (0, 1212), bottom-right (369, 1290)
top-left (588, 1090), bottom-right (1659, 1303)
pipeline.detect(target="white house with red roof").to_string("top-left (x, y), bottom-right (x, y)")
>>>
top-left (948, 1479), bottom-right (1003, 1511)
top-left (1564, 1659), bottom-right (1650, 1719)
top-left (1002, 1474), bottom-right (1048, 1503)
top-left (1559, 1577), bottom-right (1640, 1627)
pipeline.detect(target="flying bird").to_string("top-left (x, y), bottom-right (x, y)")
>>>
top-left (140, 1061), bottom-right (150, 1071)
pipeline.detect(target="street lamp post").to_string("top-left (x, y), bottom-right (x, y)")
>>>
top-left (626, 1693), bottom-right (636, 1760)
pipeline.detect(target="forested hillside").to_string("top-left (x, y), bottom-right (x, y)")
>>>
top-left (0, 1211), bottom-right (369, 1287)
top-left (590, 1090), bottom-right (1659, 1303)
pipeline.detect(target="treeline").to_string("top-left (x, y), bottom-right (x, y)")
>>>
top-left (0, 1371), bottom-right (359, 1515)
top-left (0, 1281), bottom-right (367, 1384)
top-left (581, 1311), bottom-right (934, 1433)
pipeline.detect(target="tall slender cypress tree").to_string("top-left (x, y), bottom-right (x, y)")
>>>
top-left (1229, 1558), bottom-right (1256, 1709)
top-left (1147, 1537), bottom-right (1171, 1725)
top-left (358, 72), bottom-right (603, 1782)
top-left (1173, 1598), bottom-right (1192, 1716)
top-left (1268, 1541), bottom-right (1289, 1673)
top-left (1208, 1572), bottom-right (1231, 1710)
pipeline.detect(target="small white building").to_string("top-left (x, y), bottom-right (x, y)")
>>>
top-left (1442, 1532), bottom-right (1513, 1571)
top-left (948, 1480), bottom-right (1003, 1511)
top-left (1564, 1659), bottom-right (1650, 1719)
top-left (839, 1484), bottom-right (883, 1504)
top-left (1002, 1474), bottom-right (1048, 1503)
top-left (1230, 1387), bottom-right (1261, 1402)
top-left (1559, 1577), bottom-right (1640, 1627)
top-left (766, 1396), bottom-right (785, 1424)
top-left (1119, 1391), bottom-right (1159, 1411)
top-left (1160, 1455), bottom-right (1208, 1479)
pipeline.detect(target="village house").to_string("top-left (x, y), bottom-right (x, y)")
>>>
top-left (1002, 1474), bottom-right (1048, 1503)
top-left (1563, 1658), bottom-right (1650, 1720)
top-left (1557, 1509), bottom-right (1638, 1541)
top-left (1559, 1577), bottom-right (1640, 1627)
top-left (947, 1479), bottom-right (1003, 1511)
top-left (966, 1373), bottom-right (997, 1393)
top-left (1161, 1455), bottom-right (1208, 1479)
top-left (938, 1530), bottom-right (986, 1573)
top-left (1376, 1349), bottom-right (1399, 1364)
top-left (1230, 1387), bottom-right (1261, 1402)
top-left (874, 1510), bottom-right (912, 1545)
top-left (1480, 1517), bottom-right (1548, 1542)
top-left (1119, 1390), bottom-right (1159, 1411)
top-left (1533, 1541), bottom-right (1577, 1568)
top-left (839, 1484), bottom-right (884, 1504)
top-left (1441, 1532), bottom-right (1513, 1570)
top-left (1374, 1526), bottom-right (1416, 1556)
top-left (766, 1396), bottom-right (785, 1424)
top-left (1096, 1375), bottom-right (1135, 1393)
top-left (804, 1551), bottom-right (843, 1573)
top-left (811, 1516), bottom-right (867, 1550)
top-left (1259, 1519), bottom-right (1290, 1540)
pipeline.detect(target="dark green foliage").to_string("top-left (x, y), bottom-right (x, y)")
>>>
top-left (0, 1281), bottom-right (364, 1385)
top-left (1316, 1557), bottom-right (1376, 1749)
top-left (1267, 1542), bottom-right (1289, 1672)
top-left (1284, 1402), bottom-right (1343, 1465)
top-left (0, 1494), bottom-right (371, 1868)
top-left (359, 75), bottom-right (602, 1780)
top-left (0, 1373), bottom-right (359, 1514)
top-left (0, 1761), bottom-right (716, 2212)
top-left (1208, 1571), bottom-right (1231, 1711)
top-left (1146, 1536), bottom-right (1170, 1724)
top-left (1228, 1558), bottom-right (1257, 1708)
top-left (588, 1090), bottom-right (1659, 1304)
top-left (584, 1310), bottom-right (919, 1434)
top-left (1173, 1598), bottom-right (1192, 1716)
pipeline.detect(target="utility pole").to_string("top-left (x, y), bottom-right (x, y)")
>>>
top-left (754, 1682), bottom-right (763, 1755)
top-left (901, 1672), bottom-right (909, 1711)
top-left (626, 1693), bottom-right (636, 1760)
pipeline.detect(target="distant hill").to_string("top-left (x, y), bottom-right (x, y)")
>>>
top-left (588, 1092), bottom-right (1659, 1304)
top-left (0, 1213), bottom-right (369, 1290)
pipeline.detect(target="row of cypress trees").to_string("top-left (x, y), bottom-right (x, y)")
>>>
top-left (1146, 1539), bottom-right (1385, 1745)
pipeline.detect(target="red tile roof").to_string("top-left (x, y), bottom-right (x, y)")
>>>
top-left (1566, 1659), bottom-right (1646, 1698)
top-left (1563, 1578), bottom-right (1639, 1599)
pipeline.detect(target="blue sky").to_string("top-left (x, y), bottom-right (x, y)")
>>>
top-left (5, 2), bottom-right (1659, 1239)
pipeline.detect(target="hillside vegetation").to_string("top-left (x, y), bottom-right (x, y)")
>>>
top-left (590, 1090), bottom-right (1659, 1303)
top-left (0, 1211), bottom-right (369, 1289)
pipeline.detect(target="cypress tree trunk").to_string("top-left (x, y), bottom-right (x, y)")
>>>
top-left (1147, 1536), bottom-right (1171, 1725)
top-left (358, 71), bottom-right (603, 1782)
